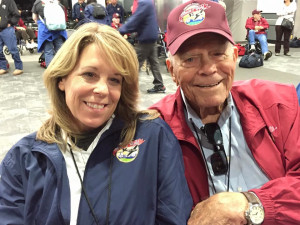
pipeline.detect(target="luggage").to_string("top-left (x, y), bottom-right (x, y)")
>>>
top-left (290, 37), bottom-right (300, 48)
top-left (239, 52), bottom-right (263, 68)
top-left (234, 43), bottom-right (246, 56)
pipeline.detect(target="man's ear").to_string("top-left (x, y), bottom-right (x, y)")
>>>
top-left (233, 46), bottom-right (238, 62)
top-left (166, 58), bottom-right (179, 86)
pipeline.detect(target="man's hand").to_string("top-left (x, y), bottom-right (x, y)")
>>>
top-left (188, 192), bottom-right (248, 225)
top-left (255, 26), bottom-right (264, 31)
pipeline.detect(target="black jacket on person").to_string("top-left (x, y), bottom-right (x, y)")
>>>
top-left (0, 0), bottom-right (20, 30)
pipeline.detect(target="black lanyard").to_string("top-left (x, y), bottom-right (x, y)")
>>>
top-left (190, 117), bottom-right (232, 194)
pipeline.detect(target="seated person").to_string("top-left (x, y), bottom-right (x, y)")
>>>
top-left (72, 0), bottom-right (86, 22)
top-left (15, 11), bottom-right (37, 49)
top-left (110, 13), bottom-right (122, 29)
top-left (111, 13), bottom-right (129, 40)
top-left (245, 9), bottom-right (271, 60)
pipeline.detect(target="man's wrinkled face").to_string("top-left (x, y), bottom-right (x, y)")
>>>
top-left (166, 33), bottom-right (238, 115)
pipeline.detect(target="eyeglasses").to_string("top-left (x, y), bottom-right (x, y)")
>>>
top-left (202, 123), bottom-right (228, 175)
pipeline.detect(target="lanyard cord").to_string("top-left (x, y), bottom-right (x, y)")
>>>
top-left (190, 117), bottom-right (232, 194)
top-left (69, 145), bottom-right (100, 225)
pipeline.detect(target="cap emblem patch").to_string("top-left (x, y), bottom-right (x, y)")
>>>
top-left (179, 3), bottom-right (210, 26)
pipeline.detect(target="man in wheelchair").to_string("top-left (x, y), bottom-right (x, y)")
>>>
top-left (245, 9), bottom-right (272, 60)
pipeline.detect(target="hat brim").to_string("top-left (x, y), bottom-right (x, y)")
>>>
top-left (168, 29), bottom-right (235, 55)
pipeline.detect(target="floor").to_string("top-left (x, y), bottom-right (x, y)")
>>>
top-left (0, 44), bottom-right (299, 161)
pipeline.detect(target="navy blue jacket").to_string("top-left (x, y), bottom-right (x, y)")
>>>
top-left (0, 117), bottom-right (192, 225)
top-left (106, 3), bottom-right (125, 23)
top-left (84, 3), bottom-right (110, 25)
top-left (119, 0), bottom-right (158, 43)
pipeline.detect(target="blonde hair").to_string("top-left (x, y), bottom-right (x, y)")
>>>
top-left (37, 23), bottom-right (159, 147)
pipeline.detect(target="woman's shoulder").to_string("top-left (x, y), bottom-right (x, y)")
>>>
top-left (137, 116), bottom-right (175, 137)
top-left (1, 132), bottom-right (38, 167)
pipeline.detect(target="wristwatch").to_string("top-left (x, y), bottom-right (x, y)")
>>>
top-left (242, 192), bottom-right (265, 225)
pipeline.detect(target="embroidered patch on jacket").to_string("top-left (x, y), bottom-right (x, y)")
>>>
top-left (179, 3), bottom-right (210, 26)
top-left (113, 139), bottom-right (145, 163)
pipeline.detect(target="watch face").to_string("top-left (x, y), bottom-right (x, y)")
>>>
top-left (249, 205), bottom-right (265, 224)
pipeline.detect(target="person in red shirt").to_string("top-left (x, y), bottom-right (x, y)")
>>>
top-left (245, 9), bottom-right (271, 60)
top-left (110, 13), bottom-right (122, 29)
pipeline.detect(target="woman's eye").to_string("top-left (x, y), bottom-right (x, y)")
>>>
top-left (110, 78), bottom-right (120, 83)
top-left (83, 72), bottom-right (95, 78)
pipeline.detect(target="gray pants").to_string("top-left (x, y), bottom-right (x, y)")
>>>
top-left (135, 42), bottom-right (164, 87)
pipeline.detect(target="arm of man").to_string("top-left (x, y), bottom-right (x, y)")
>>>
top-left (260, 18), bottom-right (269, 30)
top-left (119, 0), bottom-right (147, 34)
top-left (32, 13), bottom-right (38, 23)
top-left (245, 17), bottom-right (255, 30)
top-left (249, 87), bottom-right (300, 225)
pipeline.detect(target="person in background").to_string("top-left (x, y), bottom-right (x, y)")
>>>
top-left (150, 1), bottom-right (300, 224)
top-left (119, 0), bottom-right (166, 94)
top-left (0, 22), bottom-right (192, 224)
top-left (245, 9), bottom-right (272, 60)
top-left (84, 0), bottom-right (110, 25)
top-left (110, 12), bottom-right (122, 29)
top-left (15, 10), bottom-right (37, 49)
top-left (0, 0), bottom-right (23, 76)
top-left (106, 0), bottom-right (124, 23)
top-left (32, 0), bottom-right (68, 68)
top-left (72, 0), bottom-right (86, 23)
top-left (275, 0), bottom-right (297, 56)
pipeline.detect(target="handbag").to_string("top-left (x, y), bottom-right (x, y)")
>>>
top-left (239, 52), bottom-right (263, 68)
top-left (281, 18), bottom-right (293, 30)
top-left (234, 43), bottom-right (246, 56)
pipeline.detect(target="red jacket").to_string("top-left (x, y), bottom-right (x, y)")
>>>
top-left (245, 17), bottom-right (269, 34)
top-left (150, 79), bottom-right (300, 225)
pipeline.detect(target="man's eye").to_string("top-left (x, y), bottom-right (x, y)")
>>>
top-left (184, 56), bottom-right (197, 63)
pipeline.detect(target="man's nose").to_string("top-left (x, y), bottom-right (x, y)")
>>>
top-left (198, 55), bottom-right (217, 75)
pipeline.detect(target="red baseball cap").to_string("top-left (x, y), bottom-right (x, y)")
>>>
top-left (113, 13), bottom-right (120, 19)
top-left (167, 0), bottom-right (235, 55)
top-left (252, 9), bottom-right (262, 15)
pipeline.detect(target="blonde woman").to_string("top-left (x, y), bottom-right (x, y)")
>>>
top-left (0, 23), bottom-right (192, 225)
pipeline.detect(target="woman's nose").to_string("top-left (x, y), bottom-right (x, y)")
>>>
top-left (93, 79), bottom-right (109, 96)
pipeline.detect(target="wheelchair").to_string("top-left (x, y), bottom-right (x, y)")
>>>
top-left (4, 38), bottom-right (36, 56)
top-left (245, 29), bottom-right (272, 57)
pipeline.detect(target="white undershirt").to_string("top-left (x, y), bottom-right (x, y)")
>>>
top-left (61, 116), bottom-right (114, 225)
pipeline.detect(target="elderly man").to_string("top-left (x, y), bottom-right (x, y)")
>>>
top-left (151, 0), bottom-right (300, 224)
top-left (245, 9), bottom-right (271, 60)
